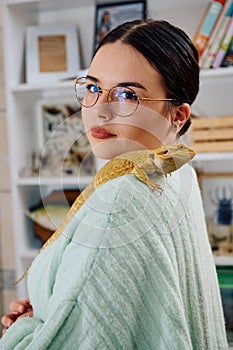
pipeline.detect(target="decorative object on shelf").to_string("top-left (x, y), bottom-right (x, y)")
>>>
top-left (94, 0), bottom-right (146, 49)
top-left (26, 24), bottom-right (80, 84)
top-left (35, 97), bottom-right (95, 177)
top-left (198, 172), bottom-right (233, 256)
top-left (26, 189), bottom-right (80, 243)
top-left (189, 114), bottom-right (233, 152)
top-left (31, 150), bottom-right (52, 175)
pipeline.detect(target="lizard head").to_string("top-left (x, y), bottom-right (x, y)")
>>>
top-left (152, 143), bottom-right (196, 174)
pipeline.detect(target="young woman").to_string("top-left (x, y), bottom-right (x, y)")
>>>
top-left (1, 20), bottom-right (228, 349)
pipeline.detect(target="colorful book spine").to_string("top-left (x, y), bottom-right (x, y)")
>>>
top-left (221, 37), bottom-right (233, 66)
top-left (212, 15), bottom-right (233, 67)
top-left (201, 0), bottom-right (233, 68)
top-left (193, 0), bottom-right (226, 58)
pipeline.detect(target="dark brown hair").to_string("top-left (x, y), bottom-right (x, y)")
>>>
top-left (94, 19), bottom-right (200, 136)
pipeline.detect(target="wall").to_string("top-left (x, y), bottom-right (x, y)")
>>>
top-left (0, 0), bottom-right (17, 324)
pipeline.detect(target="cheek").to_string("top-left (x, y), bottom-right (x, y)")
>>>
top-left (81, 108), bottom-right (94, 137)
top-left (119, 107), bottom-right (172, 139)
top-left (117, 124), bottom-right (143, 140)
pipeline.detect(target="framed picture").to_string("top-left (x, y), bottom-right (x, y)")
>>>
top-left (94, 0), bottom-right (146, 49)
top-left (199, 172), bottom-right (233, 256)
top-left (35, 97), bottom-right (95, 176)
top-left (26, 24), bottom-right (80, 84)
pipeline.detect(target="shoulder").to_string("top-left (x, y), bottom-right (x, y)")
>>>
top-left (95, 163), bottom-right (200, 209)
top-left (69, 174), bottom-right (155, 248)
top-left (68, 165), bottom-right (199, 248)
top-left (79, 163), bottom-right (199, 221)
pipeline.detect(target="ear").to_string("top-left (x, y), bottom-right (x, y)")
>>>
top-left (172, 103), bottom-right (191, 131)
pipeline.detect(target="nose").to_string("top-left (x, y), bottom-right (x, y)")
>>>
top-left (97, 107), bottom-right (113, 121)
top-left (96, 89), bottom-right (114, 121)
top-left (96, 88), bottom-right (109, 104)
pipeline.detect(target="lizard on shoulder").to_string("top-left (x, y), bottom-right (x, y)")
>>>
top-left (41, 143), bottom-right (195, 250)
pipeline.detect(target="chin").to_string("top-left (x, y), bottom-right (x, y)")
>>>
top-left (90, 138), bottom-right (149, 159)
top-left (91, 144), bottom-right (120, 160)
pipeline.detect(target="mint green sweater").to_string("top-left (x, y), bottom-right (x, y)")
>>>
top-left (0, 165), bottom-right (228, 349)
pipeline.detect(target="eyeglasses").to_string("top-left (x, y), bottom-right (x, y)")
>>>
top-left (75, 76), bottom-right (176, 117)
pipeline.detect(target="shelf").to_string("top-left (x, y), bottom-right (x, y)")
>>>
top-left (5, 0), bottom-right (92, 10)
top-left (10, 68), bottom-right (88, 93)
top-left (16, 175), bottom-right (93, 187)
top-left (214, 255), bottom-right (233, 266)
top-left (11, 81), bottom-right (75, 93)
top-left (194, 152), bottom-right (233, 162)
top-left (200, 66), bottom-right (233, 79)
top-left (5, 0), bottom-right (42, 4)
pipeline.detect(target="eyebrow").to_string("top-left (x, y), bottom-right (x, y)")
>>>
top-left (86, 74), bottom-right (147, 90)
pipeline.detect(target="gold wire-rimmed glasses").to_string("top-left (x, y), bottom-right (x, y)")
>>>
top-left (75, 76), bottom-right (176, 117)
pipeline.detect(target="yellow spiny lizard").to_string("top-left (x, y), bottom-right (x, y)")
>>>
top-left (16, 143), bottom-right (195, 283)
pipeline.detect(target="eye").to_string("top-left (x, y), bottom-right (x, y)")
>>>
top-left (116, 88), bottom-right (138, 101)
top-left (86, 83), bottom-right (99, 94)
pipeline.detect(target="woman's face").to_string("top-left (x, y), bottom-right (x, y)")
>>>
top-left (82, 41), bottom-right (178, 159)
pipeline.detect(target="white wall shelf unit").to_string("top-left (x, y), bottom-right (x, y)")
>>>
top-left (2, 0), bottom-right (233, 301)
top-left (16, 175), bottom-right (94, 186)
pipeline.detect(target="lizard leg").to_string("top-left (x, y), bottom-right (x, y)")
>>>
top-left (139, 156), bottom-right (164, 176)
top-left (132, 165), bottom-right (163, 193)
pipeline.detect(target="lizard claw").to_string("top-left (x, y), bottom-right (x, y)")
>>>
top-left (149, 182), bottom-right (163, 194)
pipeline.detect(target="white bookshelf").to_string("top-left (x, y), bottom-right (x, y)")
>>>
top-left (2, 0), bottom-right (96, 298)
top-left (2, 0), bottom-right (233, 302)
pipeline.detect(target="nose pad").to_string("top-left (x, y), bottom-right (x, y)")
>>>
top-left (97, 91), bottom-right (107, 104)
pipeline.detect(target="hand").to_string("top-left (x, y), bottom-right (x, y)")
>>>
top-left (1, 298), bottom-right (33, 334)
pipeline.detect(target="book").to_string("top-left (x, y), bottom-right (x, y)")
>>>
top-left (200, 0), bottom-right (233, 68)
top-left (212, 15), bottom-right (233, 67)
top-left (220, 36), bottom-right (233, 66)
top-left (193, 0), bottom-right (226, 59)
top-left (193, 2), bottom-right (211, 42)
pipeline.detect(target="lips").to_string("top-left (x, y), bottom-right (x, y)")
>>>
top-left (91, 126), bottom-right (116, 139)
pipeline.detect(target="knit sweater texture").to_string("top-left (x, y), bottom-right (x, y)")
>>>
top-left (0, 164), bottom-right (228, 349)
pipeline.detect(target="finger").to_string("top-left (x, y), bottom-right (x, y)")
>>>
top-left (1, 314), bottom-right (15, 328)
top-left (2, 327), bottom-right (7, 335)
top-left (17, 310), bottom-right (33, 320)
top-left (9, 299), bottom-right (30, 313)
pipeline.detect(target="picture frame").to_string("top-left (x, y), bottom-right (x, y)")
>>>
top-left (35, 97), bottom-right (95, 176)
top-left (94, 0), bottom-right (147, 49)
top-left (26, 24), bottom-right (80, 84)
top-left (198, 172), bottom-right (233, 256)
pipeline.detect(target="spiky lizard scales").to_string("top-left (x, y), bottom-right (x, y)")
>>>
top-left (16, 143), bottom-right (195, 283)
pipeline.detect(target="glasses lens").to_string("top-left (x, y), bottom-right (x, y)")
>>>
top-left (108, 86), bottom-right (139, 116)
top-left (75, 77), bottom-right (99, 107)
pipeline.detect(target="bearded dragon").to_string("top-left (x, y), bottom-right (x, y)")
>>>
top-left (16, 143), bottom-right (195, 283)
